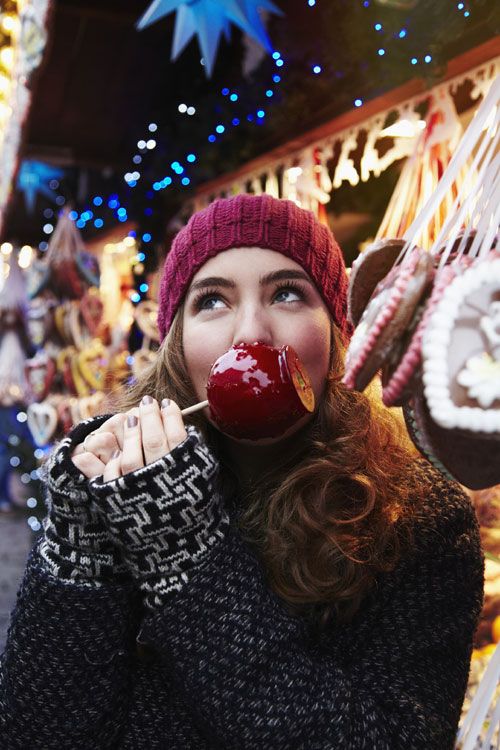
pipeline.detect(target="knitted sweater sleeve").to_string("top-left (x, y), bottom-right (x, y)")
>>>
top-left (0, 542), bottom-right (141, 750)
top-left (139, 464), bottom-right (484, 750)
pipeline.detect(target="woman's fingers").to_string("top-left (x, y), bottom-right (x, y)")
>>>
top-left (120, 407), bottom-right (144, 475)
top-left (103, 450), bottom-right (121, 483)
top-left (71, 451), bottom-right (106, 479)
top-left (77, 431), bottom-right (120, 465)
top-left (91, 413), bottom-right (127, 450)
top-left (139, 395), bottom-right (170, 464)
top-left (161, 399), bottom-right (187, 451)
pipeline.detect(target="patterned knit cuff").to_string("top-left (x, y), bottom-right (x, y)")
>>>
top-left (39, 413), bottom-right (130, 586)
top-left (89, 427), bottom-right (230, 609)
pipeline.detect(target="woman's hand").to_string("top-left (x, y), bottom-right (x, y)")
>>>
top-left (71, 397), bottom-right (187, 481)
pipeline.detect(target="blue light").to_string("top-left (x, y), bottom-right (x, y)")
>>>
top-left (378, 48), bottom-right (385, 56)
top-left (272, 51), bottom-right (280, 59)
top-left (137, 252), bottom-right (146, 262)
top-left (464, 10), bottom-right (470, 16)
top-left (411, 57), bottom-right (418, 64)
top-left (232, 117), bottom-right (240, 126)
top-left (94, 218), bottom-right (104, 228)
top-left (374, 23), bottom-right (382, 30)
top-left (313, 65), bottom-right (322, 74)
top-left (153, 182), bottom-right (161, 190)
top-left (81, 210), bottom-right (93, 221)
top-left (108, 199), bottom-right (119, 209)
top-left (230, 93), bottom-right (238, 101)
top-left (117, 207), bottom-right (127, 217)
top-left (308, 0), bottom-right (315, 5)
top-left (69, 210), bottom-right (78, 220)
top-left (128, 180), bottom-right (137, 188)
top-left (171, 161), bottom-right (181, 170)
top-left (273, 74), bottom-right (281, 83)
top-left (93, 196), bottom-right (103, 206)
top-left (424, 54), bottom-right (432, 63)
top-left (140, 283), bottom-right (149, 293)
top-left (276, 59), bottom-right (284, 67)
top-left (399, 28), bottom-right (407, 38)
top-left (76, 219), bottom-right (85, 229)
top-left (164, 176), bottom-right (172, 186)
top-left (142, 233), bottom-right (152, 243)
top-left (118, 215), bottom-right (127, 222)
top-left (144, 207), bottom-right (153, 216)
top-left (363, 0), bottom-right (369, 6)
top-left (131, 292), bottom-right (141, 303)
top-left (187, 153), bottom-right (196, 162)
top-left (208, 134), bottom-right (216, 142)
top-left (247, 114), bottom-right (254, 122)
top-left (181, 177), bottom-right (191, 186)
top-left (457, 2), bottom-right (464, 8)
top-left (222, 87), bottom-right (230, 95)
top-left (126, 355), bottom-right (134, 366)
top-left (354, 98), bottom-right (363, 107)
top-left (216, 124), bottom-right (225, 133)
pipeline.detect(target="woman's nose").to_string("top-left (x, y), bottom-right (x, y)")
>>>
top-left (231, 306), bottom-right (274, 347)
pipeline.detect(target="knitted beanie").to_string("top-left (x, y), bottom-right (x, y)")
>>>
top-left (157, 193), bottom-right (351, 342)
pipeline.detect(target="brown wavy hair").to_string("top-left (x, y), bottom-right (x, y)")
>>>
top-left (109, 308), bottom-right (426, 629)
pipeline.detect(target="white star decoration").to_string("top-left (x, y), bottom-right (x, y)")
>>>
top-left (137, 0), bottom-right (283, 76)
top-left (457, 352), bottom-right (500, 409)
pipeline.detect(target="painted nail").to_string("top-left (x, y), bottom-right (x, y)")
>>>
top-left (127, 415), bottom-right (138, 428)
top-left (112, 449), bottom-right (120, 459)
top-left (161, 398), bottom-right (170, 409)
top-left (141, 395), bottom-right (154, 405)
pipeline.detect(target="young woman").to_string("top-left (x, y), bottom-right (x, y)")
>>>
top-left (0, 195), bottom-right (483, 749)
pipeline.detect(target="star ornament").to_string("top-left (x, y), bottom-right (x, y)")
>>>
top-left (137, 0), bottom-right (283, 76)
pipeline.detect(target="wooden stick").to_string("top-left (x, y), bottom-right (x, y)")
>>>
top-left (181, 399), bottom-right (209, 416)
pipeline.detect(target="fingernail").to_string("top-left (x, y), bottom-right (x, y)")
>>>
top-left (127, 415), bottom-right (138, 428)
top-left (112, 449), bottom-right (120, 459)
top-left (141, 395), bottom-right (154, 405)
top-left (161, 398), bottom-right (170, 409)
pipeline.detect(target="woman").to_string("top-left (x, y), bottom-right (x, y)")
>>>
top-left (0, 195), bottom-right (483, 749)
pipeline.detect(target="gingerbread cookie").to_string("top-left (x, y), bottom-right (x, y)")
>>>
top-left (348, 238), bottom-right (406, 327)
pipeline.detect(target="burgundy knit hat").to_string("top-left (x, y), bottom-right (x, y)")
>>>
top-left (158, 194), bottom-right (351, 342)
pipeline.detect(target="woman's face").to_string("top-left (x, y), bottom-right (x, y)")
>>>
top-left (182, 246), bottom-right (332, 442)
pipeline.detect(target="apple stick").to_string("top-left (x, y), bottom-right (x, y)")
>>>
top-left (181, 399), bottom-right (209, 416)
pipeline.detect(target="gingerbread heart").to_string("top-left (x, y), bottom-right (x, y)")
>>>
top-left (77, 340), bottom-right (108, 391)
top-left (68, 301), bottom-right (91, 350)
top-left (27, 401), bottom-right (58, 446)
top-left (134, 300), bottom-right (160, 342)
top-left (26, 298), bottom-right (54, 348)
top-left (80, 287), bottom-right (104, 336)
top-left (25, 353), bottom-right (56, 402)
top-left (56, 346), bottom-right (78, 395)
top-left (422, 253), bottom-right (500, 436)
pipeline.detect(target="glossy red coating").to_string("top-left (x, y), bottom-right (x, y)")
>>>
top-left (206, 342), bottom-right (315, 440)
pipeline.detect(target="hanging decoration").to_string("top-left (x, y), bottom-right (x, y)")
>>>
top-left (16, 160), bottom-right (64, 214)
top-left (136, 0), bottom-right (283, 77)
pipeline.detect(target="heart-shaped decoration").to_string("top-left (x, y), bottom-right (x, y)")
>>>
top-left (55, 397), bottom-right (74, 434)
top-left (68, 301), bottom-right (91, 350)
top-left (77, 340), bottom-right (109, 391)
top-left (26, 298), bottom-right (54, 348)
top-left (80, 287), bottom-right (104, 336)
top-left (422, 253), bottom-right (500, 435)
top-left (27, 401), bottom-right (58, 446)
top-left (134, 300), bottom-right (160, 342)
top-left (54, 302), bottom-right (73, 345)
top-left (79, 392), bottom-right (105, 420)
top-left (25, 353), bottom-right (56, 402)
top-left (56, 346), bottom-right (78, 395)
top-left (131, 348), bottom-right (157, 379)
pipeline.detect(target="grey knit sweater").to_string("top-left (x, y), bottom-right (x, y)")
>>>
top-left (0, 416), bottom-right (484, 749)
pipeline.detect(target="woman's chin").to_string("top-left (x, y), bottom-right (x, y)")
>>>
top-left (207, 411), bottom-right (314, 447)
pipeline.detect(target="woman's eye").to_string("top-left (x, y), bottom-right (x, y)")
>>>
top-left (196, 294), bottom-right (226, 311)
top-left (274, 286), bottom-right (303, 303)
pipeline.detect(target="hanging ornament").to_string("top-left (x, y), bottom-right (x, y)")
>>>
top-left (16, 160), bottom-right (64, 214)
top-left (137, 0), bottom-right (283, 77)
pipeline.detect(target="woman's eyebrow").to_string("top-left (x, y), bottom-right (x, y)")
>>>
top-left (259, 269), bottom-right (312, 286)
top-left (188, 276), bottom-right (236, 294)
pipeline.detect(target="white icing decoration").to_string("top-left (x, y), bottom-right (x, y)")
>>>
top-left (480, 301), bottom-right (500, 351)
top-left (457, 353), bottom-right (500, 408)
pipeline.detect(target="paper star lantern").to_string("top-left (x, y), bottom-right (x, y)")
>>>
top-left (137, 0), bottom-right (283, 76)
top-left (17, 160), bottom-right (64, 214)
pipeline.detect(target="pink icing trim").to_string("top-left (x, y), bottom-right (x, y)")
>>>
top-left (382, 260), bottom-right (468, 406)
top-left (343, 251), bottom-right (423, 390)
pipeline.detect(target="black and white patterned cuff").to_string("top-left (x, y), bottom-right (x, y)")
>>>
top-left (39, 415), bottom-right (130, 585)
top-left (89, 426), bottom-right (230, 609)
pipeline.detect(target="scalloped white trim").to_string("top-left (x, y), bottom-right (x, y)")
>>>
top-left (422, 258), bottom-right (500, 433)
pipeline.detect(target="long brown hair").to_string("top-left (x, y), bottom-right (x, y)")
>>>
top-left (109, 308), bottom-right (425, 628)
